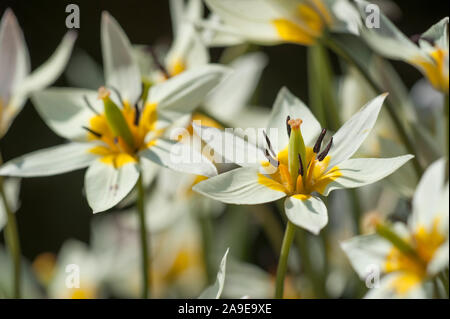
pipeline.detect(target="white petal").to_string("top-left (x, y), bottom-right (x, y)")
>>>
top-left (284, 195), bottom-right (328, 235)
top-left (427, 240), bottom-right (449, 276)
top-left (139, 138), bottom-right (218, 177)
top-left (0, 143), bottom-right (96, 177)
top-left (204, 0), bottom-right (283, 44)
top-left (341, 234), bottom-right (392, 280)
top-left (0, 178), bottom-right (21, 231)
top-left (192, 166), bottom-right (286, 204)
top-left (422, 17), bottom-right (449, 50)
top-left (355, 0), bottom-right (423, 62)
top-left (0, 9), bottom-right (30, 137)
top-left (31, 88), bottom-right (102, 141)
top-left (203, 52), bottom-right (267, 120)
top-left (411, 158), bottom-right (449, 231)
top-left (199, 248), bottom-right (229, 299)
top-left (0, 9), bottom-right (30, 103)
top-left (323, 155), bottom-right (414, 195)
top-left (193, 123), bottom-right (266, 168)
top-left (149, 64), bottom-right (229, 113)
top-left (166, 0), bottom-right (208, 72)
top-left (327, 93), bottom-right (388, 169)
top-left (17, 31), bottom-right (77, 98)
top-left (266, 87), bottom-right (322, 150)
top-left (85, 160), bottom-right (139, 213)
top-left (101, 12), bottom-right (141, 104)
top-left (364, 273), bottom-right (427, 299)
top-left (65, 49), bottom-right (104, 90)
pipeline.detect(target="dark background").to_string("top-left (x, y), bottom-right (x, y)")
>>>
top-left (0, 0), bottom-right (448, 260)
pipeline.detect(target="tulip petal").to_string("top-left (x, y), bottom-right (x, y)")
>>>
top-left (140, 138), bottom-right (218, 177)
top-left (323, 155), bottom-right (413, 196)
top-left (31, 88), bottom-right (102, 141)
top-left (203, 52), bottom-right (267, 121)
top-left (199, 248), bottom-right (229, 299)
top-left (266, 87), bottom-right (322, 151)
top-left (0, 8), bottom-right (29, 99)
top-left (284, 195), bottom-right (328, 235)
top-left (355, 0), bottom-right (422, 62)
top-left (0, 143), bottom-right (96, 177)
top-left (204, 0), bottom-right (283, 44)
top-left (411, 158), bottom-right (449, 232)
top-left (341, 234), bottom-right (392, 280)
top-left (101, 12), bottom-right (141, 104)
top-left (364, 273), bottom-right (426, 299)
top-left (149, 64), bottom-right (228, 114)
top-left (193, 166), bottom-right (286, 204)
top-left (327, 93), bottom-right (388, 169)
top-left (17, 31), bottom-right (77, 99)
top-left (193, 123), bottom-right (266, 168)
top-left (85, 159), bottom-right (139, 213)
top-left (0, 178), bottom-right (21, 231)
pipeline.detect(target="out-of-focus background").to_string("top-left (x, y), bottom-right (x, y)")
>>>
top-left (0, 0), bottom-right (448, 264)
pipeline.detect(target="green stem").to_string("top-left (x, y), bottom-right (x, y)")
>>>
top-left (275, 221), bottom-right (296, 299)
top-left (349, 189), bottom-right (363, 235)
top-left (0, 176), bottom-right (21, 299)
top-left (198, 214), bottom-right (214, 284)
top-left (323, 37), bottom-right (424, 178)
top-left (136, 175), bottom-right (150, 298)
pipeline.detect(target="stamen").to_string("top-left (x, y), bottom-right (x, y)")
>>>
top-left (134, 104), bottom-right (141, 125)
top-left (83, 95), bottom-right (100, 115)
top-left (110, 86), bottom-right (124, 106)
top-left (313, 128), bottom-right (327, 153)
top-left (286, 116), bottom-right (291, 137)
top-left (262, 130), bottom-right (276, 158)
top-left (317, 137), bottom-right (333, 161)
top-left (147, 46), bottom-right (170, 78)
top-left (264, 149), bottom-right (279, 168)
top-left (114, 137), bottom-right (119, 144)
top-left (82, 126), bottom-right (102, 138)
top-left (298, 153), bottom-right (304, 176)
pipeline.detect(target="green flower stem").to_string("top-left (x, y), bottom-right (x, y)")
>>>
top-left (198, 213), bottom-right (214, 284)
top-left (323, 37), bottom-right (424, 178)
top-left (136, 174), bottom-right (150, 298)
top-left (275, 220), bottom-right (296, 299)
top-left (0, 175), bottom-right (21, 299)
top-left (307, 45), bottom-right (327, 127)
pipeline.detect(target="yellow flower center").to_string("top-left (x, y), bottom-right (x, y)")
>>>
top-left (412, 48), bottom-right (449, 93)
top-left (385, 218), bottom-right (446, 295)
top-left (272, 0), bottom-right (332, 45)
top-left (259, 146), bottom-right (341, 198)
top-left (87, 100), bottom-right (161, 168)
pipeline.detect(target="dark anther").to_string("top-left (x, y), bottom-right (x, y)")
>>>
top-left (317, 137), bottom-right (333, 161)
top-left (313, 128), bottom-right (327, 153)
top-left (298, 153), bottom-right (304, 176)
top-left (264, 149), bottom-right (279, 168)
top-left (134, 104), bottom-right (141, 125)
top-left (114, 137), bottom-right (119, 144)
top-left (83, 95), bottom-right (100, 115)
top-left (82, 126), bottom-right (102, 138)
top-left (110, 86), bottom-right (124, 106)
top-left (286, 116), bottom-right (291, 137)
top-left (263, 130), bottom-right (276, 158)
top-left (147, 46), bottom-right (170, 78)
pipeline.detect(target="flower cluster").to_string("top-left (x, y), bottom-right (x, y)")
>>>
top-left (0, 0), bottom-right (448, 300)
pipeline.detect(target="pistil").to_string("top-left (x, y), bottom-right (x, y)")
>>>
top-left (287, 118), bottom-right (306, 184)
top-left (98, 87), bottom-right (135, 150)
